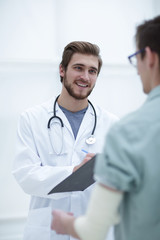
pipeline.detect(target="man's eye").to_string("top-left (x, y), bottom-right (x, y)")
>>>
top-left (75, 66), bottom-right (82, 70)
top-left (89, 69), bottom-right (97, 74)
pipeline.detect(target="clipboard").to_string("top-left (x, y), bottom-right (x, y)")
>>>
top-left (48, 155), bottom-right (96, 194)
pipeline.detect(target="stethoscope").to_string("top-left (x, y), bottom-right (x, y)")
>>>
top-left (47, 95), bottom-right (97, 154)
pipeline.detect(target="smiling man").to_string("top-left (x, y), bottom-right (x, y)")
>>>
top-left (13, 41), bottom-right (118, 240)
top-left (58, 52), bottom-right (98, 110)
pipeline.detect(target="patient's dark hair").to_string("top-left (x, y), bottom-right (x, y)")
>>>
top-left (135, 15), bottom-right (160, 60)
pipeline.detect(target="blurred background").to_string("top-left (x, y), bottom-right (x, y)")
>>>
top-left (0, 0), bottom-right (159, 239)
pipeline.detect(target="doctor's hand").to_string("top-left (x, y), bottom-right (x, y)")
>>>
top-left (51, 209), bottom-right (80, 239)
top-left (73, 153), bottom-right (95, 172)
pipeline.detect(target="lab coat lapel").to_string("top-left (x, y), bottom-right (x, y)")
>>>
top-left (76, 104), bottom-right (94, 140)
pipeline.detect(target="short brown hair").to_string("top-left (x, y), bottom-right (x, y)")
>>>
top-left (135, 15), bottom-right (160, 60)
top-left (60, 41), bottom-right (102, 82)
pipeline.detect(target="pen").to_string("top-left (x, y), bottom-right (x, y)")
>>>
top-left (81, 149), bottom-right (88, 154)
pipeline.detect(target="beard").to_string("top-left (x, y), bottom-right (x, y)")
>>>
top-left (63, 75), bottom-right (95, 100)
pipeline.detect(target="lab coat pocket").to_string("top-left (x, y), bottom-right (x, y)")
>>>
top-left (23, 207), bottom-right (51, 240)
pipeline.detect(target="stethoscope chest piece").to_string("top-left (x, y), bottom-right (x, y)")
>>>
top-left (86, 135), bottom-right (96, 145)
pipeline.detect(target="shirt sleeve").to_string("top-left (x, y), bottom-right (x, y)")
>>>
top-left (94, 122), bottom-right (142, 192)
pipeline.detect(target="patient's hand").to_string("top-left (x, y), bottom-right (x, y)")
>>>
top-left (51, 209), bottom-right (80, 239)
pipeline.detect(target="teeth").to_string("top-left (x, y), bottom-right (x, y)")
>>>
top-left (77, 83), bottom-right (87, 87)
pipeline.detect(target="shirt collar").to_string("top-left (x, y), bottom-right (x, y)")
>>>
top-left (46, 96), bottom-right (99, 116)
top-left (147, 85), bottom-right (160, 101)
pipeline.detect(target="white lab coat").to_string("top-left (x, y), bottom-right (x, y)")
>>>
top-left (12, 97), bottom-right (118, 240)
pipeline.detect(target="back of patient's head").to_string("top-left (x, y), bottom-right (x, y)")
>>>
top-left (60, 41), bottom-right (102, 82)
top-left (135, 15), bottom-right (160, 62)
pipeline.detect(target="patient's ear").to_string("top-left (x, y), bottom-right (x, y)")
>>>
top-left (145, 46), bottom-right (156, 68)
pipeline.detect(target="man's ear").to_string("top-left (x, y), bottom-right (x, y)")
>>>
top-left (145, 46), bottom-right (156, 68)
top-left (59, 64), bottom-right (65, 77)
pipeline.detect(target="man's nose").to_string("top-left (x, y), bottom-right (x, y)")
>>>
top-left (80, 70), bottom-right (90, 81)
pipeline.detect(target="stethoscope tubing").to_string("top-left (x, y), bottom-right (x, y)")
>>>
top-left (47, 95), bottom-right (97, 145)
top-left (87, 99), bottom-right (97, 136)
top-left (47, 95), bottom-right (64, 128)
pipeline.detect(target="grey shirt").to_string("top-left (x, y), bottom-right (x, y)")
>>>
top-left (59, 105), bottom-right (88, 139)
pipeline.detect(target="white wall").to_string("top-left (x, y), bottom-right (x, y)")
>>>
top-left (0, 0), bottom-right (159, 239)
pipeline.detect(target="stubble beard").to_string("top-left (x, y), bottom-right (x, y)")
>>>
top-left (63, 76), bottom-right (94, 100)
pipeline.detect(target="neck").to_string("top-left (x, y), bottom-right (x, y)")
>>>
top-left (149, 56), bottom-right (160, 91)
top-left (57, 92), bottom-right (88, 112)
top-left (150, 68), bottom-right (160, 91)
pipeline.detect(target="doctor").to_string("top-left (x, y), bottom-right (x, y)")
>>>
top-left (12, 41), bottom-right (118, 240)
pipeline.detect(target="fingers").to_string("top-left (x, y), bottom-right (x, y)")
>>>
top-left (52, 209), bottom-right (62, 217)
top-left (73, 153), bottom-right (96, 172)
top-left (51, 210), bottom-right (65, 233)
top-left (51, 210), bottom-right (75, 235)
top-left (86, 153), bottom-right (95, 158)
top-left (83, 153), bottom-right (95, 162)
top-left (67, 212), bottom-right (74, 216)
